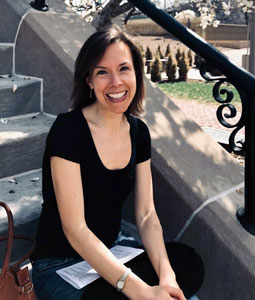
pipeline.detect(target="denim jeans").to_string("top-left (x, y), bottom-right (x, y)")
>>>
top-left (32, 257), bottom-right (86, 300)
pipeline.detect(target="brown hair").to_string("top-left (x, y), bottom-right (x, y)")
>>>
top-left (71, 25), bottom-right (145, 115)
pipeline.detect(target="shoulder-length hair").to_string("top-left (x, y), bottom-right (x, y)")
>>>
top-left (71, 25), bottom-right (145, 116)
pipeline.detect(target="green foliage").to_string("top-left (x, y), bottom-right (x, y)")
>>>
top-left (166, 53), bottom-right (177, 82)
top-left (156, 45), bottom-right (164, 59)
top-left (187, 49), bottom-right (193, 66)
top-left (146, 61), bottom-right (151, 74)
top-left (175, 48), bottom-right (182, 65)
top-left (165, 44), bottom-right (170, 57)
top-left (178, 52), bottom-right (190, 81)
top-left (145, 46), bottom-right (153, 61)
top-left (151, 57), bottom-right (162, 82)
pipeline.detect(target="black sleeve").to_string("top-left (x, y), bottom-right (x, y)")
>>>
top-left (46, 113), bottom-right (83, 163)
top-left (136, 118), bottom-right (151, 164)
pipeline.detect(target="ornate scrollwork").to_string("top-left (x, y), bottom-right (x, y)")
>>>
top-left (199, 63), bottom-right (245, 154)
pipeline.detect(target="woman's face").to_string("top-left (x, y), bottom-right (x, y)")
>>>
top-left (87, 41), bottom-right (137, 115)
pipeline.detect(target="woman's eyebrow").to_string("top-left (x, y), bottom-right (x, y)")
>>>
top-left (95, 62), bottom-right (131, 69)
top-left (94, 66), bottom-right (107, 69)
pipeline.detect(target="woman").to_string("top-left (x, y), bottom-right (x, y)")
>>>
top-left (31, 26), bottom-right (203, 300)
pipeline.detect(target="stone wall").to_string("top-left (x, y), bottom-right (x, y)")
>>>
top-left (126, 17), bottom-right (248, 43)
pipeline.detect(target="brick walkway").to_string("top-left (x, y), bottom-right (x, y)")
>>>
top-left (169, 97), bottom-right (245, 135)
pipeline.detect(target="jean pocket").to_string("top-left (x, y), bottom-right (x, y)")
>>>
top-left (33, 258), bottom-right (70, 275)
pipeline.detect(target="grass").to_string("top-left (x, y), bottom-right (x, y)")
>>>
top-left (157, 81), bottom-right (241, 104)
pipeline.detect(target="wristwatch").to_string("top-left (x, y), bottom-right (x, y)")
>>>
top-left (116, 268), bottom-right (132, 292)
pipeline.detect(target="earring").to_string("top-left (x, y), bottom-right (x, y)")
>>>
top-left (90, 88), bottom-right (93, 99)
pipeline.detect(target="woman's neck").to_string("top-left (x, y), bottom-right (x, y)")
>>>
top-left (82, 103), bottom-right (127, 133)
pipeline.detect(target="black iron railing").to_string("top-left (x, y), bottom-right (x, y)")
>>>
top-left (128, 0), bottom-right (255, 235)
top-left (30, 0), bottom-right (48, 11)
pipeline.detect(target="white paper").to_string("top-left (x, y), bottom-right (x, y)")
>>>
top-left (56, 245), bottom-right (144, 289)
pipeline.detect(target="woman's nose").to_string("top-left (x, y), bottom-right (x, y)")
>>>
top-left (110, 73), bottom-right (122, 86)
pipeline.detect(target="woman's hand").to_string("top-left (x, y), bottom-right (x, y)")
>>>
top-left (159, 271), bottom-right (180, 289)
top-left (135, 285), bottom-right (186, 300)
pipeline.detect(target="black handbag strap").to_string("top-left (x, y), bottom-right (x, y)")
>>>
top-left (0, 202), bottom-right (35, 276)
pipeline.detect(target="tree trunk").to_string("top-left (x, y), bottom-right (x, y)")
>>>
top-left (91, 0), bottom-right (134, 30)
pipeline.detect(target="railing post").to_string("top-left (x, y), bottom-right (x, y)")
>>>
top-left (30, 0), bottom-right (49, 11)
top-left (128, 0), bottom-right (255, 235)
top-left (237, 92), bottom-right (255, 235)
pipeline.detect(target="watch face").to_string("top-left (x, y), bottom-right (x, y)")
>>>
top-left (117, 280), bottom-right (124, 290)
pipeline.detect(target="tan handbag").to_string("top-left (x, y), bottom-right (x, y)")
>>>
top-left (0, 202), bottom-right (36, 300)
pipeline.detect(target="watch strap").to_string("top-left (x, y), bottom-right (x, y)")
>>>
top-left (116, 268), bottom-right (132, 292)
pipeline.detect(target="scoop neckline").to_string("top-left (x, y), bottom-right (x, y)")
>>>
top-left (79, 110), bottom-right (133, 172)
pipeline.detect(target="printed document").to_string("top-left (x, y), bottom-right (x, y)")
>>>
top-left (56, 245), bottom-right (144, 289)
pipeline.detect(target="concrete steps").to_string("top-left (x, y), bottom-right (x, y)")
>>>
top-left (0, 76), bottom-right (41, 118)
top-left (0, 44), bottom-right (13, 75)
top-left (0, 113), bottom-right (55, 178)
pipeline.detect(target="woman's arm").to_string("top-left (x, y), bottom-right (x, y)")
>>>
top-left (134, 159), bottom-right (183, 290)
top-left (51, 156), bottom-right (185, 300)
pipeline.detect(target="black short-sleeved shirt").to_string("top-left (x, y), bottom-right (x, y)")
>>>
top-left (32, 110), bottom-right (151, 259)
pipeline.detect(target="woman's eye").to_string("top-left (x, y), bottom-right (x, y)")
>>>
top-left (97, 70), bottom-right (107, 75)
top-left (120, 66), bottom-right (130, 72)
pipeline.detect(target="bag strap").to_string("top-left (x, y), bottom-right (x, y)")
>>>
top-left (0, 202), bottom-right (36, 275)
top-left (0, 201), bottom-right (14, 276)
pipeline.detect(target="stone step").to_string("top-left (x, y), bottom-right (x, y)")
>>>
top-left (0, 170), bottom-right (43, 263)
top-left (0, 44), bottom-right (13, 75)
top-left (0, 113), bottom-right (55, 178)
top-left (0, 76), bottom-right (41, 118)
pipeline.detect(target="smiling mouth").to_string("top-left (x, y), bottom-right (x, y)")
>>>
top-left (107, 91), bottom-right (127, 102)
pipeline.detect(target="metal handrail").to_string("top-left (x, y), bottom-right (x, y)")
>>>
top-left (128, 0), bottom-right (255, 235)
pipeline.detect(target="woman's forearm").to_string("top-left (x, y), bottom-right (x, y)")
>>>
top-left (136, 211), bottom-right (176, 283)
top-left (63, 223), bottom-right (149, 300)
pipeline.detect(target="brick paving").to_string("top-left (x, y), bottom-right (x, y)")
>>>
top-left (169, 97), bottom-right (244, 135)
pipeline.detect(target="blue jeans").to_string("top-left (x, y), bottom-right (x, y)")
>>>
top-left (32, 257), bottom-right (86, 300)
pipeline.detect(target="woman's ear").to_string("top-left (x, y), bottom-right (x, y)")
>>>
top-left (86, 77), bottom-right (93, 89)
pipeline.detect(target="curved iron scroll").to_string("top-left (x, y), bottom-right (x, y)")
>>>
top-left (200, 63), bottom-right (245, 154)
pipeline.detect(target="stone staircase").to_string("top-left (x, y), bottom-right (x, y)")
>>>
top-left (0, 4), bottom-right (55, 262)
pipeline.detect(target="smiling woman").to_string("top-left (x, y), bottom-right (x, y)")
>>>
top-left (30, 26), bottom-right (204, 300)
top-left (86, 42), bottom-right (137, 115)
top-left (71, 26), bottom-right (145, 116)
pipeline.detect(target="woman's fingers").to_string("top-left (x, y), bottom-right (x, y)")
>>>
top-left (164, 285), bottom-right (187, 300)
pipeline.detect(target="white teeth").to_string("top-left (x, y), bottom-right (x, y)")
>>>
top-left (108, 91), bottom-right (126, 99)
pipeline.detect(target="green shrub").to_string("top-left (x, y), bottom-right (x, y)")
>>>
top-left (187, 49), bottom-right (193, 66)
top-left (145, 46), bottom-right (153, 61)
top-left (156, 45), bottom-right (164, 59)
top-left (146, 60), bottom-right (151, 74)
top-left (165, 44), bottom-right (170, 57)
top-left (151, 57), bottom-right (162, 82)
top-left (175, 48), bottom-right (182, 65)
top-left (178, 53), bottom-right (190, 81)
top-left (166, 53), bottom-right (177, 82)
